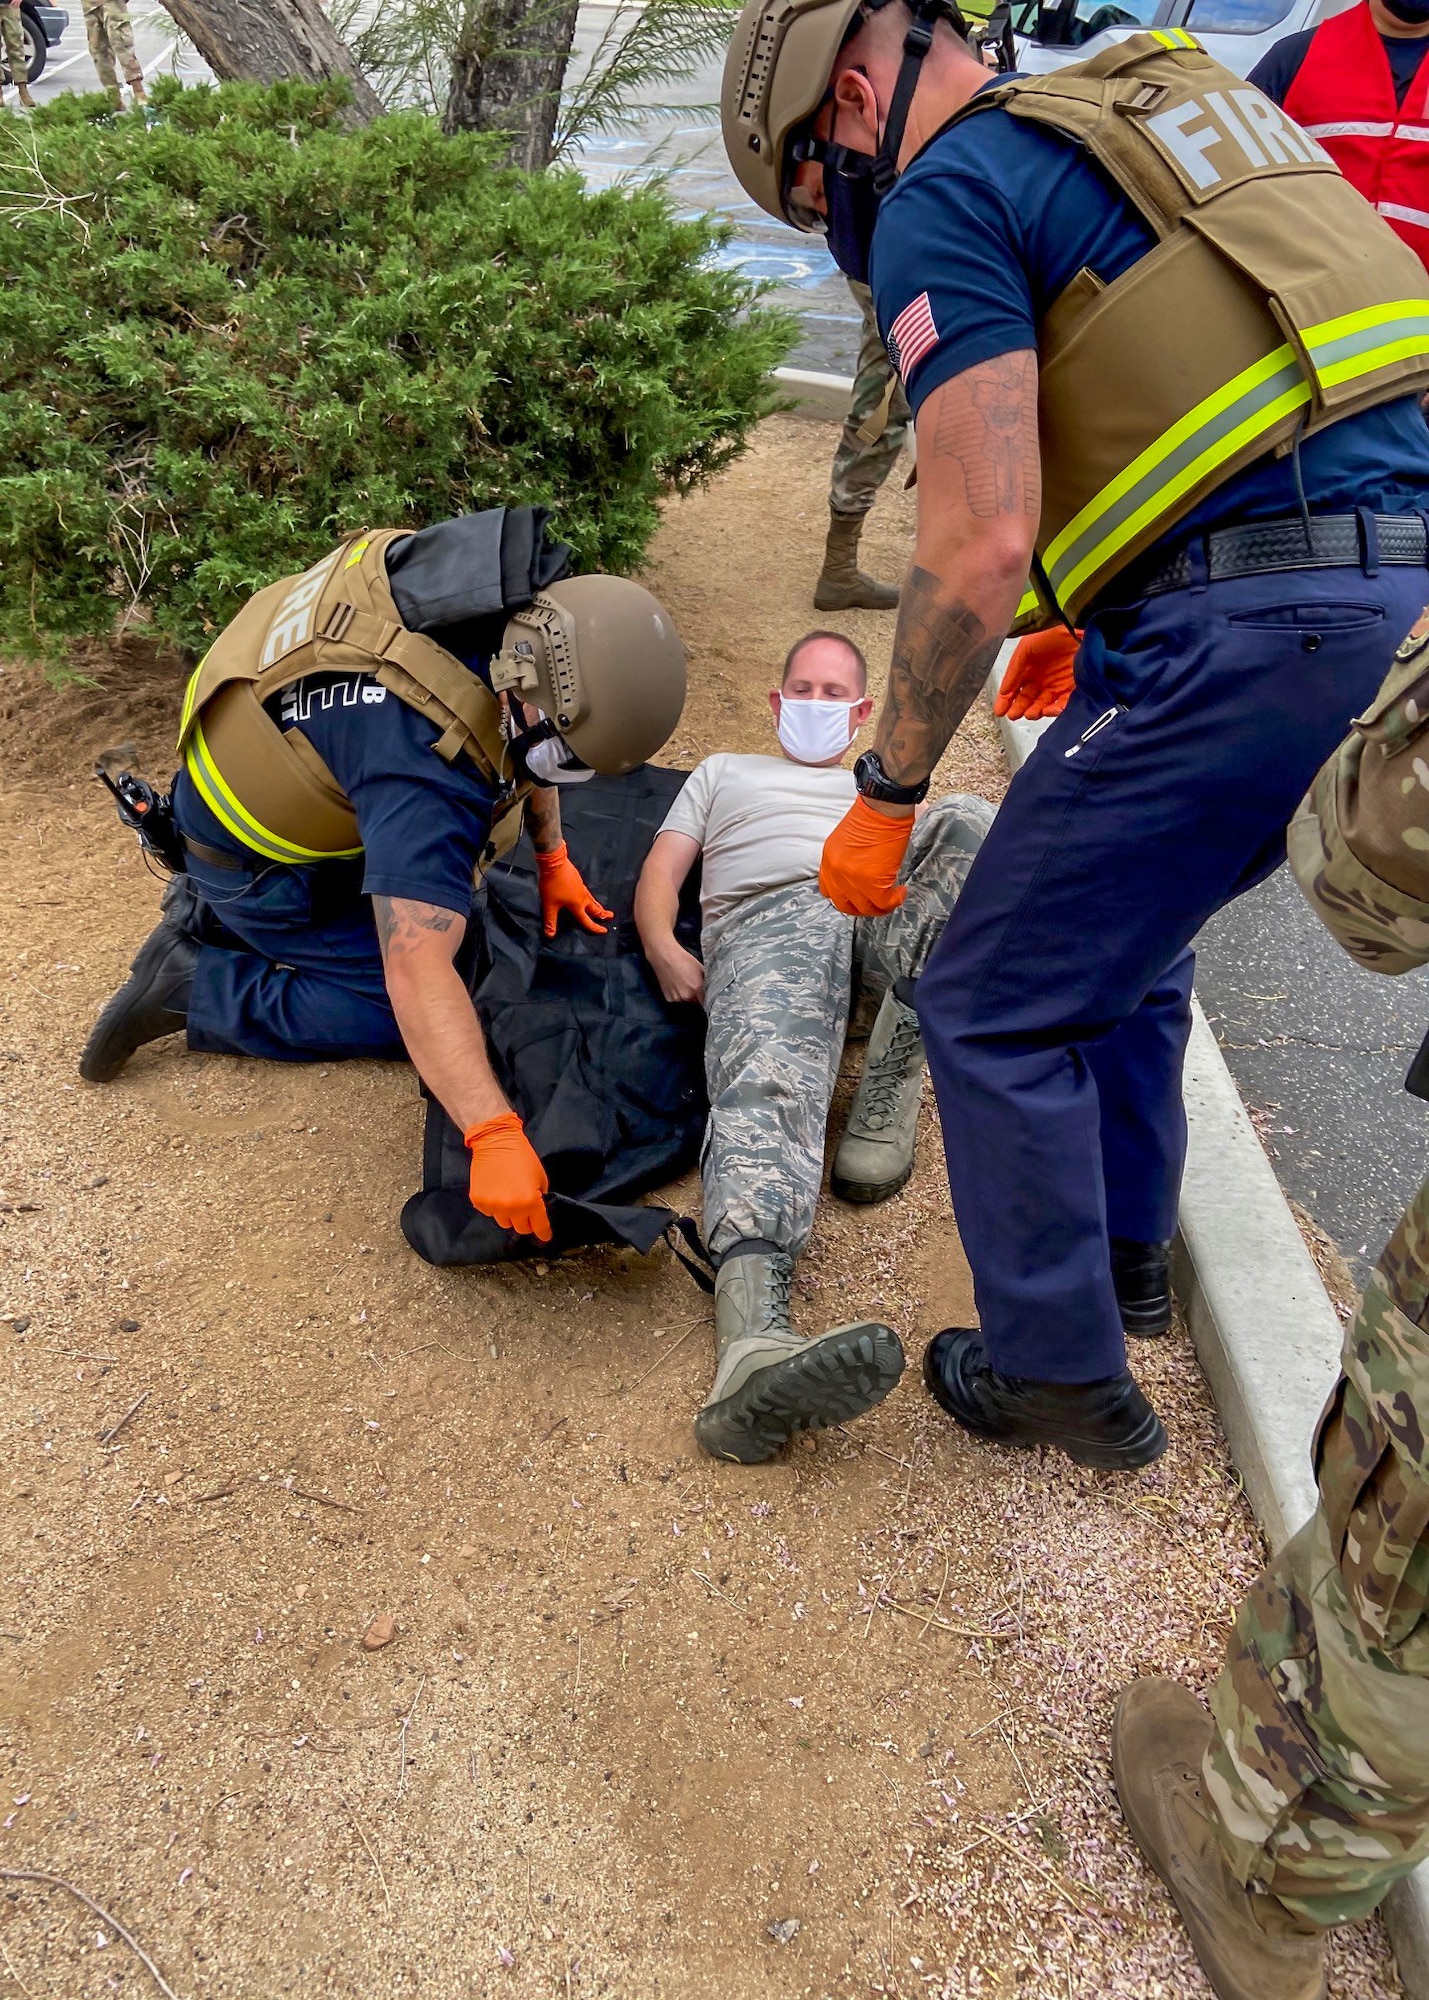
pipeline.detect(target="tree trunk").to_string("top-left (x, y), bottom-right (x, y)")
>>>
top-left (443, 0), bottom-right (580, 172)
top-left (159, 0), bottom-right (386, 126)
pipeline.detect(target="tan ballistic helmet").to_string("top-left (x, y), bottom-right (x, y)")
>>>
top-left (490, 575), bottom-right (687, 775)
top-left (722, 0), bottom-right (867, 226)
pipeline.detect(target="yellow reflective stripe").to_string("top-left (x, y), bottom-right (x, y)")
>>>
top-left (1016, 586), bottom-right (1040, 623)
top-left (1150, 26), bottom-right (1196, 47)
top-left (185, 720), bottom-right (363, 864)
top-left (344, 537), bottom-right (372, 569)
top-left (1040, 344), bottom-right (1310, 610)
top-left (1319, 334), bottom-right (1429, 389)
top-left (176, 656), bottom-right (207, 748)
top-left (1303, 298), bottom-right (1429, 391)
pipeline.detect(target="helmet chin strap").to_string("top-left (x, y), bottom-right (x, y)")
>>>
top-left (863, 0), bottom-right (970, 194)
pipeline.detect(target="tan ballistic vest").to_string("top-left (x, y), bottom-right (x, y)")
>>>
top-left (950, 31), bottom-right (1429, 626)
top-left (176, 530), bottom-right (530, 872)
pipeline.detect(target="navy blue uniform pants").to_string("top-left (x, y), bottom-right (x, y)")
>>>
top-left (916, 554), bottom-right (1429, 1384)
top-left (180, 852), bottom-right (405, 1062)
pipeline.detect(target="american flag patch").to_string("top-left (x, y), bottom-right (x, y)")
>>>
top-left (886, 291), bottom-right (939, 383)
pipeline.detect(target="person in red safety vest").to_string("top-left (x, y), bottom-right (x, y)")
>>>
top-left (1252, 0), bottom-right (1429, 269)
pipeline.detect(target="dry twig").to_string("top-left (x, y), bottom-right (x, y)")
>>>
top-left (881, 1598), bottom-right (1003, 1641)
top-left (337, 1793), bottom-right (391, 1918)
top-left (289, 1486), bottom-right (358, 1514)
top-left (622, 1315), bottom-right (712, 1392)
top-left (98, 1389), bottom-right (150, 1448)
top-left (0, 1868), bottom-right (180, 1999)
top-left (0, 1937), bottom-right (36, 1999)
top-left (398, 1675), bottom-right (426, 1791)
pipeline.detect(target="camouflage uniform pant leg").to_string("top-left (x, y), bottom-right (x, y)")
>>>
top-left (700, 882), bottom-right (855, 1261)
top-left (1, 2), bottom-right (27, 78)
top-left (828, 278), bottom-right (911, 520)
top-left (83, 0), bottom-right (142, 88)
top-left (853, 794), bottom-right (996, 1013)
top-left (1205, 1172), bottom-right (1429, 1926)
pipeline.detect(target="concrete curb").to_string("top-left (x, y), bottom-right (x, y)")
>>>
top-left (771, 366), bottom-right (856, 423)
top-left (991, 652), bottom-right (1429, 1993)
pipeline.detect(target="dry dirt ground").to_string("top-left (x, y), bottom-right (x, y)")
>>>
top-left (0, 417), bottom-right (1406, 2000)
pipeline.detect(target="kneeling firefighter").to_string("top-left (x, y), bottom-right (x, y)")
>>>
top-left (81, 509), bottom-right (687, 1244)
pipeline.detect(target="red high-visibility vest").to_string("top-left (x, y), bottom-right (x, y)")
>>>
top-left (1284, 1), bottom-right (1429, 270)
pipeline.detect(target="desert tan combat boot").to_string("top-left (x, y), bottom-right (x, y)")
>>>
top-left (16, 78), bottom-right (35, 107)
top-left (131, 77), bottom-right (147, 103)
top-left (1113, 1679), bottom-right (1327, 2000)
top-left (832, 989), bottom-right (925, 1203)
top-left (813, 508), bottom-right (900, 613)
top-left (694, 1243), bottom-right (905, 1464)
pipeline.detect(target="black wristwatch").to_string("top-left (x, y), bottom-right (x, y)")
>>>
top-left (853, 750), bottom-right (930, 806)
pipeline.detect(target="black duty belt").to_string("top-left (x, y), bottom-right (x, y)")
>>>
top-left (1132, 511), bottom-right (1429, 600)
top-left (182, 833), bottom-right (250, 872)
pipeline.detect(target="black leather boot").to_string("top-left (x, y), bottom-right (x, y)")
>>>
top-left (922, 1326), bottom-right (1167, 1469)
top-left (80, 920), bottom-right (198, 1082)
top-left (1111, 1236), bottom-right (1173, 1338)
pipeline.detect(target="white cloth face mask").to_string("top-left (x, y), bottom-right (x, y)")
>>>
top-left (775, 696), bottom-right (861, 765)
top-left (523, 734), bottom-right (593, 785)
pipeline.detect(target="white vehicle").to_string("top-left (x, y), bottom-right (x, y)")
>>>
top-left (1008, 0), bottom-right (1355, 80)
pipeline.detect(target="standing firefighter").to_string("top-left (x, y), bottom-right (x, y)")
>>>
top-left (1, 0), bottom-right (35, 108)
top-left (80, 509), bottom-right (686, 1246)
top-left (84, 0), bottom-right (145, 111)
top-left (1115, 616), bottom-right (1429, 1998)
top-left (722, 8), bottom-right (1429, 1480)
top-left (816, 277), bottom-right (910, 611)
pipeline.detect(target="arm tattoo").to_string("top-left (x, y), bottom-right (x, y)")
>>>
top-left (875, 567), bottom-right (1005, 787)
top-left (931, 352), bottom-right (1038, 519)
top-left (373, 896), bottom-right (462, 963)
top-left (525, 784), bottom-right (562, 855)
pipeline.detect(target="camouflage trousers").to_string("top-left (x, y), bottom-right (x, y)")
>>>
top-left (829, 279), bottom-right (911, 520)
top-left (1, 1), bottom-right (26, 78)
top-left (1206, 1172), bottom-right (1429, 1926)
top-left (83, 0), bottom-right (142, 89)
top-left (701, 794), bottom-right (993, 1259)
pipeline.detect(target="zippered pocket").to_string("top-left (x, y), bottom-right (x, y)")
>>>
top-left (1063, 703), bottom-right (1125, 759)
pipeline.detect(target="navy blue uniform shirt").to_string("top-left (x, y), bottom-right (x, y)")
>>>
top-left (870, 84), bottom-right (1429, 583)
top-left (174, 664), bottom-right (501, 914)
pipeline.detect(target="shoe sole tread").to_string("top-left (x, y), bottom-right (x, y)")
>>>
top-left (696, 1324), bottom-right (905, 1465)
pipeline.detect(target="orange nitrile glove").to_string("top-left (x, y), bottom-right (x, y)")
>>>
top-left (536, 841), bottom-right (614, 939)
top-left (819, 795), bottom-right (915, 916)
top-left (994, 626), bottom-right (1083, 722)
top-left (464, 1111), bottom-right (552, 1241)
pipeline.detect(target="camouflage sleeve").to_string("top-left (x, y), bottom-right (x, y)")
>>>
top-left (1204, 1173), bottom-right (1429, 1926)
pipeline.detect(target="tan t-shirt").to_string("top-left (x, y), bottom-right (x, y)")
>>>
top-left (659, 752), bottom-right (856, 925)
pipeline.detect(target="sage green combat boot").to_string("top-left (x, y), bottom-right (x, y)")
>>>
top-left (813, 508), bottom-right (900, 612)
top-left (695, 1242), bottom-right (905, 1464)
top-left (832, 989), bottom-right (925, 1204)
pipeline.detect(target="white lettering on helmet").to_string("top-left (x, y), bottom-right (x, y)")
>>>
top-left (261, 548), bottom-right (344, 668)
top-left (1146, 99), bottom-right (1227, 189)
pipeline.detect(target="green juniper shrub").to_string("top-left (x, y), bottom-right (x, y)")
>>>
top-left (0, 78), bottom-right (795, 662)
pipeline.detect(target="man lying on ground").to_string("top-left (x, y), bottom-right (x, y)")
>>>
top-left (635, 630), bottom-right (992, 1464)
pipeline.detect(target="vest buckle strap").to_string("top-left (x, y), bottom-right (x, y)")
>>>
top-left (321, 600), bottom-right (357, 643)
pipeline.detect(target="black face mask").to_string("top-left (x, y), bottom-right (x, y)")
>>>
top-left (824, 157), bottom-right (883, 283)
top-left (1383, 0), bottom-right (1429, 23)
